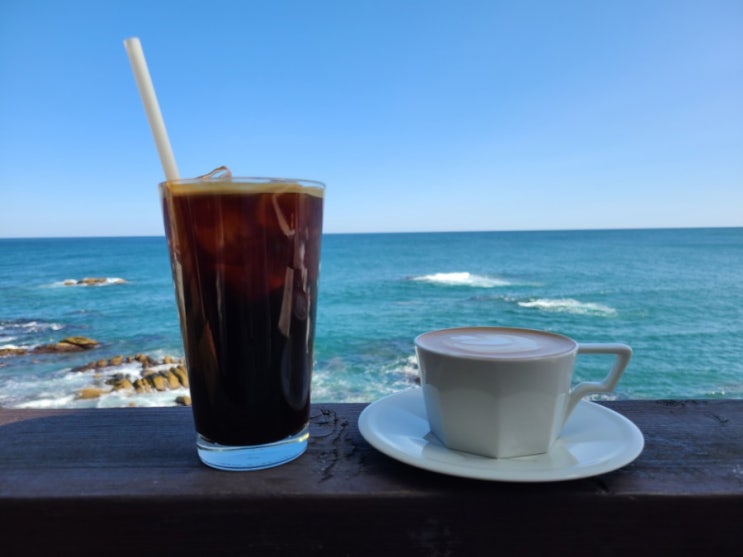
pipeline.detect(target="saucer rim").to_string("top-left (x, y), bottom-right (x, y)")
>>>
top-left (358, 388), bottom-right (644, 482)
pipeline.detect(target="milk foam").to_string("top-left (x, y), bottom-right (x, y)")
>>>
top-left (416, 327), bottom-right (575, 359)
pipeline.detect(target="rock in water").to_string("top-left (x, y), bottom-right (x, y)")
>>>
top-left (76, 387), bottom-right (106, 399)
top-left (33, 337), bottom-right (100, 354)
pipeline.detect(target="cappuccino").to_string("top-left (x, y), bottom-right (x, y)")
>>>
top-left (415, 326), bottom-right (631, 458)
top-left (415, 327), bottom-right (576, 360)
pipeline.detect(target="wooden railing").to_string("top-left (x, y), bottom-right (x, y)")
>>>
top-left (1, 400), bottom-right (741, 555)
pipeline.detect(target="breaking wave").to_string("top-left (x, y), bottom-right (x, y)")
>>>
top-left (0, 320), bottom-right (64, 340)
top-left (410, 272), bottom-right (510, 288)
top-left (518, 298), bottom-right (617, 316)
top-left (0, 320), bottom-right (65, 352)
top-left (0, 320), bottom-right (64, 332)
top-left (51, 277), bottom-right (127, 287)
top-left (312, 354), bottom-right (420, 403)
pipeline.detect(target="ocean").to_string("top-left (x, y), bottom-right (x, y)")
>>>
top-left (1, 228), bottom-right (742, 408)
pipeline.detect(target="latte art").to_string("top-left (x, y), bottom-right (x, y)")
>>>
top-left (416, 327), bottom-right (575, 359)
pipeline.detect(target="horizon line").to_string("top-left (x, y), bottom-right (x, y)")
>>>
top-left (1, 224), bottom-right (741, 241)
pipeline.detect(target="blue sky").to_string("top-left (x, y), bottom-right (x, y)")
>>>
top-left (1, 0), bottom-right (741, 237)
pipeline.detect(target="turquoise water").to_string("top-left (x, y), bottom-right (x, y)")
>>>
top-left (1, 228), bottom-right (742, 407)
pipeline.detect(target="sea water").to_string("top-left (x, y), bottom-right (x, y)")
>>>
top-left (1, 228), bottom-right (741, 408)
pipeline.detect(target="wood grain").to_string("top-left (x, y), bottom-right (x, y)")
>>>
top-left (1, 400), bottom-right (741, 555)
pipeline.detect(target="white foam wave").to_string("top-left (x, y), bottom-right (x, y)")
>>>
top-left (411, 272), bottom-right (510, 288)
top-left (52, 277), bottom-right (127, 287)
top-left (95, 387), bottom-right (191, 408)
top-left (312, 355), bottom-right (420, 403)
top-left (0, 343), bottom-right (22, 350)
top-left (14, 395), bottom-right (77, 409)
top-left (11, 386), bottom-right (191, 409)
top-left (0, 320), bottom-right (63, 333)
top-left (518, 298), bottom-right (617, 316)
top-left (0, 321), bottom-right (63, 349)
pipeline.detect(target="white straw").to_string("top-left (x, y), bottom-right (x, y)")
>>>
top-left (123, 37), bottom-right (180, 181)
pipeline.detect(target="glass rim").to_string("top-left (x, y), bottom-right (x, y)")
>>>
top-left (159, 176), bottom-right (325, 189)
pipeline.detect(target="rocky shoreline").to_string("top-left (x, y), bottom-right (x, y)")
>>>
top-left (1, 335), bottom-right (191, 407)
top-left (72, 353), bottom-right (191, 406)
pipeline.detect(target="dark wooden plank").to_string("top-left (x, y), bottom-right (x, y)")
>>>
top-left (1, 400), bottom-right (742, 555)
top-left (1, 400), bottom-right (741, 495)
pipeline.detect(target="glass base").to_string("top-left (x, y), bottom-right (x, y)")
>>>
top-left (196, 425), bottom-right (309, 471)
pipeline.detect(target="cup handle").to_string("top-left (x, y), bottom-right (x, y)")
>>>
top-left (564, 343), bottom-right (632, 422)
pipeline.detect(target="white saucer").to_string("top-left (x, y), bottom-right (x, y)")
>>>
top-left (358, 388), bottom-right (644, 482)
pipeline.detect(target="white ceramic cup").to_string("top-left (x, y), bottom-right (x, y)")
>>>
top-left (415, 327), bottom-right (632, 459)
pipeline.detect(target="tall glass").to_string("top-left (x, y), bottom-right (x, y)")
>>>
top-left (160, 177), bottom-right (324, 470)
